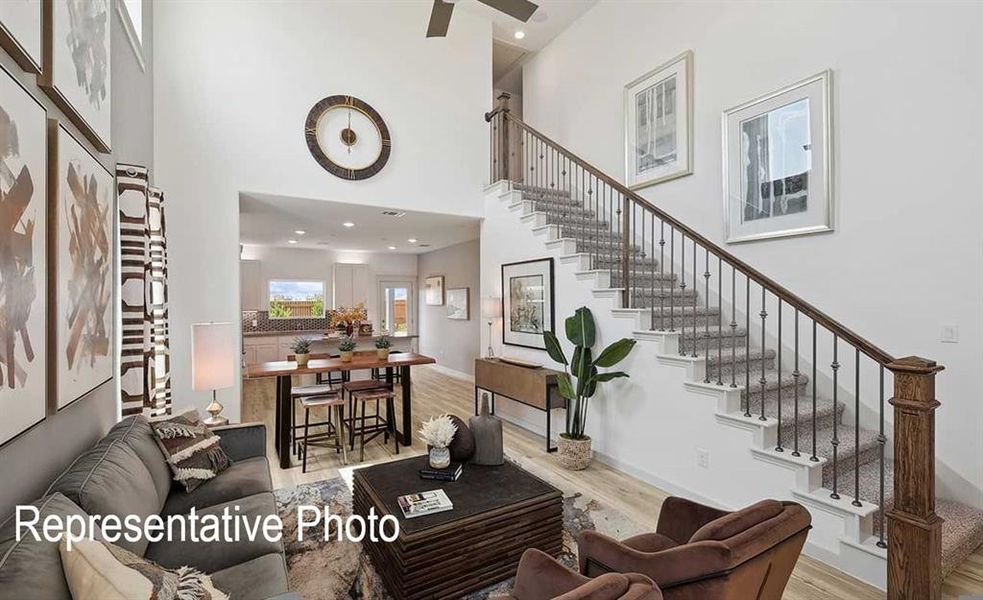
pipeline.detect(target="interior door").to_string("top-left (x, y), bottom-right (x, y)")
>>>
top-left (378, 278), bottom-right (416, 335)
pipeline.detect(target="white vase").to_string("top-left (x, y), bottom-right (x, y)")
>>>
top-left (429, 446), bottom-right (451, 469)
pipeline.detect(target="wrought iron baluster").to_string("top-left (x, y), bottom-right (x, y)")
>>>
top-left (692, 241), bottom-right (697, 358)
top-left (830, 334), bottom-right (840, 500)
top-left (744, 277), bottom-right (751, 417)
top-left (717, 255), bottom-right (723, 385)
top-left (679, 234), bottom-right (686, 355)
top-left (776, 299), bottom-right (783, 451)
top-left (655, 219), bottom-right (663, 331)
top-left (668, 227), bottom-right (675, 332)
top-left (852, 348), bottom-right (862, 507)
top-left (810, 321), bottom-right (819, 462)
top-left (792, 309), bottom-right (801, 456)
top-left (759, 287), bottom-right (767, 421)
top-left (877, 365), bottom-right (887, 548)
top-left (730, 266), bottom-right (737, 388)
top-left (703, 248), bottom-right (710, 381)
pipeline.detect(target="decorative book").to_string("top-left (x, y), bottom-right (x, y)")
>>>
top-left (419, 462), bottom-right (463, 481)
top-left (397, 489), bottom-right (454, 519)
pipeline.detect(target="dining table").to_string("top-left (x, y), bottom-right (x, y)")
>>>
top-left (244, 351), bottom-right (437, 469)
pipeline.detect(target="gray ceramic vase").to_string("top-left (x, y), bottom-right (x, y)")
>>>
top-left (469, 393), bottom-right (504, 466)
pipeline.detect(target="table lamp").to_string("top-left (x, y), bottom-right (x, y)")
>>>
top-left (481, 296), bottom-right (502, 358)
top-left (192, 322), bottom-right (236, 426)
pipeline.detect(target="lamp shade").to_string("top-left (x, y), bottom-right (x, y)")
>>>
top-left (481, 296), bottom-right (503, 320)
top-left (191, 322), bottom-right (236, 392)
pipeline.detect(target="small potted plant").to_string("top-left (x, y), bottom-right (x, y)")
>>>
top-left (290, 337), bottom-right (312, 367)
top-left (375, 332), bottom-right (392, 360)
top-left (544, 306), bottom-right (636, 470)
top-left (338, 335), bottom-right (357, 362)
top-left (418, 414), bottom-right (457, 469)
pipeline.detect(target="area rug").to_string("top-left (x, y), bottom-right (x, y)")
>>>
top-left (273, 466), bottom-right (646, 599)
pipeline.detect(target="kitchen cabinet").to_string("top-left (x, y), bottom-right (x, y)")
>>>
top-left (333, 263), bottom-right (369, 308)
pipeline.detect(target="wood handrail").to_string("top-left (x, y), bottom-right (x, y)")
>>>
top-left (502, 112), bottom-right (895, 365)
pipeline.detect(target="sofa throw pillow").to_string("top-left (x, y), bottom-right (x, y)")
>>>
top-left (150, 409), bottom-right (231, 492)
top-left (60, 538), bottom-right (229, 600)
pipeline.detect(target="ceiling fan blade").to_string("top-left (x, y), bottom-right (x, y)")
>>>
top-left (426, 0), bottom-right (455, 38)
top-left (476, 0), bottom-right (539, 22)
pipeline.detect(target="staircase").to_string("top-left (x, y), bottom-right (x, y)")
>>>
top-left (484, 95), bottom-right (983, 595)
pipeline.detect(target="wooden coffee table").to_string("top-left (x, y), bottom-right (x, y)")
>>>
top-left (353, 455), bottom-right (563, 600)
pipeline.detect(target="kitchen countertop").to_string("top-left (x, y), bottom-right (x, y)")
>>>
top-left (242, 330), bottom-right (418, 340)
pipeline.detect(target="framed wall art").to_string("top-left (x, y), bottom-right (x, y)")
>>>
top-left (624, 50), bottom-right (693, 190)
top-left (40, 0), bottom-right (112, 153)
top-left (501, 258), bottom-right (554, 350)
top-left (446, 287), bottom-right (469, 320)
top-left (723, 70), bottom-right (832, 243)
top-left (0, 63), bottom-right (47, 446)
top-left (50, 121), bottom-right (115, 410)
top-left (424, 275), bottom-right (444, 306)
top-left (0, 0), bottom-right (43, 73)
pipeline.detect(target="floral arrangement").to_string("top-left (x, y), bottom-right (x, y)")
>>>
top-left (418, 414), bottom-right (457, 449)
top-left (375, 332), bottom-right (392, 349)
top-left (338, 336), bottom-right (357, 352)
top-left (330, 303), bottom-right (368, 328)
top-left (290, 337), bottom-right (312, 354)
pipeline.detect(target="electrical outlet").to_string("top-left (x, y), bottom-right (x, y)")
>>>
top-left (696, 448), bottom-right (710, 469)
top-left (251, 319), bottom-right (258, 327)
top-left (941, 325), bottom-right (959, 343)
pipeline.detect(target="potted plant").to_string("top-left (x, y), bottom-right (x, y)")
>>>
top-left (290, 337), bottom-right (312, 367)
top-left (330, 303), bottom-right (368, 337)
top-left (419, 414), bottom-right (458, 469)
top-left (338, 335), bottom-right (357, 362)
top-left (544, 306), bottom-right (636, 470)
top-left (375, 332), bottom-right (392, 360)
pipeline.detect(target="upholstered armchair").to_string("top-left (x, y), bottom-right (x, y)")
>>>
top-left (499, 548), bottom-right (663, 600)
top-left (577, 497), bottom-right (811, 600)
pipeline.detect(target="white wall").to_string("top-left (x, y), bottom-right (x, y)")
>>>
top-left (154, 1), bottom-right (492, 421)
top-left (418, 239), bottom-right (482, 376)
top-left (239, 245), bottom-right (418, 328)
top-left (520, 1), bottom-right (983, 506)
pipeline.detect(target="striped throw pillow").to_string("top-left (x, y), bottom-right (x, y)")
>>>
top-left (150, 410), bottom-right (231, 492)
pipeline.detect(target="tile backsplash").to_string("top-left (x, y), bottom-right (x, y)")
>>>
top-left (242, 310), bottom-right (331, 334)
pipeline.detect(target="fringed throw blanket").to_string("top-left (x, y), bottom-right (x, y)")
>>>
top-left (151, 410), bottom-right (231, 492)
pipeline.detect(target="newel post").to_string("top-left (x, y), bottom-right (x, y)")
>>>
top-left (497, 92), bottom-right (511, 181)
top-left (886, 356), bottom-right (944, 600)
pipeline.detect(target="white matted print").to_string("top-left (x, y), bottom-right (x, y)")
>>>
top-left (501, 258), bottom-right (554, 350)
top-left (624, 50), bottom-right (693, 190)
top-left (51, 122), bottom-right (114, 409)
top-left (723, 70), bottom-right (832, 244)
top-left (424, 275), bottom-right (444, 306)
top-left (41, 0), bottom-right (112, 153)
top-left (0, 0), bottom-right (43, 73)
top-left (0, 64), bottom-right (47, 446)
top-left (446, 287), bottom-right (469, 320)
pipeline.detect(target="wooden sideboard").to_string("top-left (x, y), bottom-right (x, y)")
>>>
top-left (474, 358), bottom-right (566, 452)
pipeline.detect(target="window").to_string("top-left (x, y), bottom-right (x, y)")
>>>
top-left (379, 278), bottom-right (416, 334)
top-left (117, 0), bottom-right (146, 71)
top-left (268, 280), bottom-right (325, 319)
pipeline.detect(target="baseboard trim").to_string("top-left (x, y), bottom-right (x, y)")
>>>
top-left (427, 363), bottom-right (474, 382)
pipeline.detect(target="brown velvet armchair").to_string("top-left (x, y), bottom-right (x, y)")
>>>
top-left (499, 548), bottom-right (663, 600)
top-left (577, 497), bottom-right (811, 600)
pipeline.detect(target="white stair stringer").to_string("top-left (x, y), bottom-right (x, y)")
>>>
top-left (483, 181), bottom-right (892, 589)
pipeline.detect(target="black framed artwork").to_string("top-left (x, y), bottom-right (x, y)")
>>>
top-left (501, 258), bottom-right (554, 350)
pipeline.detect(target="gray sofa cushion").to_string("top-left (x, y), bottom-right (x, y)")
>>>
top-left (0, 494), bottom-right (97, 600)
top-left (46, 440), bottom-right (159, 556)
top-left (98, 415), bottom-right (172, 506)
top-left (209, 553), bottom-right (290, 600)
top-left (162, 456), bottom-right (273, 516)
top-left (145, 492), bottom-right (284, 574)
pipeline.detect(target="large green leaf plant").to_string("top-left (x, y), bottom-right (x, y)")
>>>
top-left (543, 306), bottom-right (637, 440)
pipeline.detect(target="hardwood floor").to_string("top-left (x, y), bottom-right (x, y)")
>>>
top-left (242, 366), bottom-right (983, 599)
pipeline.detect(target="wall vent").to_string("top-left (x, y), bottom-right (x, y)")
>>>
top-left (381, 210), bottom-right (406, 217)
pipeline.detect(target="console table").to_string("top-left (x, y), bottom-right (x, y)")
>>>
top-left (474, 358), bottom-right (566, 452)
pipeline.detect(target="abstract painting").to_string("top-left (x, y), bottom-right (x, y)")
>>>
top-left (0, 0), bottom-right (43, 73)
top-left (424, 275), bottom-right (444, 306)
top-left (0, 64), bottom-right (46, 446)
top-left (40, 0), bottom-right (112, 153)
top-left (51, 122), bottom-right (114, 409)
top-left (501, 258), bottom-right (554, 350)
top-left (624, 51), bottom-right (692, 189)
top-left (446, 287), bottom-right (469, 320)
top-left (723, 70), bottom-right (832, 243)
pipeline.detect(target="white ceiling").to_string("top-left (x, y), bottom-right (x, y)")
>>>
top-left (461, 0), bottom-right (597, 53)
top-left (239, 193), bottom-right (481, 254)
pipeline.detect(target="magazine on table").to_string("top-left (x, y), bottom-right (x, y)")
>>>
top-left (397, 489), bottom-right (453, 519)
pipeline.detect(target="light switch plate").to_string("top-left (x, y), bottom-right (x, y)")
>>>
top-left (696, 448), bottom-right (710, 469)
top-left (941, 325), bottom-right (959, 343)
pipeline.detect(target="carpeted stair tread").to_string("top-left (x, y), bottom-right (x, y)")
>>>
top-left (939, 498), bottom-right (983, 577)
top-left (791, 422), bottom-right (882, 489)
top-left (514, 183), bottom-right (572, 197)
top-left (705, 347), bottom-right (776, 367)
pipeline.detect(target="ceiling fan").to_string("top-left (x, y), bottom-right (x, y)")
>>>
top-left (427, 0), bottom-right (539, 38)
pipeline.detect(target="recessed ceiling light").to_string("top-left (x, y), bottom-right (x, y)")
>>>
top-left (388, 245), bottom-right (397, 250)
top-left (343, 222), bottom-right (355, 228)
top-left (408, 238), bottom-right (418, 243)
top-left (288, 239), bottom-right (298, 244)
top-left (294, 230), bottom-right (306, 235)
top-left (514, 30), bottom-right (525, 40)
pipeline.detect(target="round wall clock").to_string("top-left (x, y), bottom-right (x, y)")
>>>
top-left (305, 95), bottom-right (391, 180)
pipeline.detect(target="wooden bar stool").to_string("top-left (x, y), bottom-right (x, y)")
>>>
top-left (291, 382), bottom-right (337, 456)
top-left (299, 395), bottom-right (348, 472)
top-left (342, 379), bottom-right (392, 451)
top-left (349, 388), bottom-right (399, 462)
